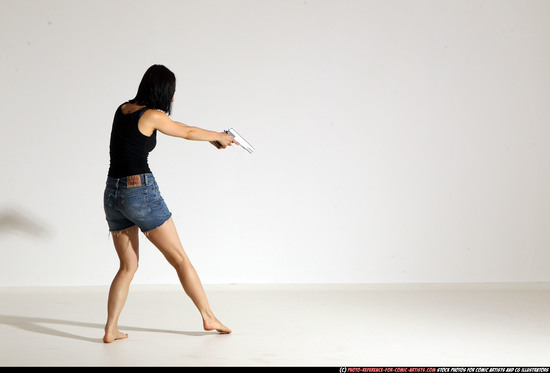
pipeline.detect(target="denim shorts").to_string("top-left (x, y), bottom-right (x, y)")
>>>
top-left (104, 173), bottom-right (172, 233)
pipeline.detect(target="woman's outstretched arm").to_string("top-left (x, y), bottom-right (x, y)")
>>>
top-left (140, 109), bottom-right (236, 148)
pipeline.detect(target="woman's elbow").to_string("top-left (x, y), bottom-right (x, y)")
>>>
top-left (182, 127), bottom-right (197, 140)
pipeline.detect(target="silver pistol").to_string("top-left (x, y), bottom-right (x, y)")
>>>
top-left (218, 127), bottom-right (254, 153)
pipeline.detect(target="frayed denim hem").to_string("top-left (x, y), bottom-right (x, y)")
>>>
top-left (142, 214), bottom-right (172, 237)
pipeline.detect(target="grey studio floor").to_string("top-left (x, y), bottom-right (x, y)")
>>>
top-left (0, 283), bottom-right (549, 367)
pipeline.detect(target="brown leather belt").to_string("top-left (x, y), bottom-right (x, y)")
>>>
top-left (126, 174), bottom-right (143, 188)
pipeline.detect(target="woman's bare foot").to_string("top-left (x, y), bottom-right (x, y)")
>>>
top-left (103, 329), bottom-right (128, 343)
top-left (203, 316), bottom-right (232, 334)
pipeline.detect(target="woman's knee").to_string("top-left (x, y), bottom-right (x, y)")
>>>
top-left (119, 260), bottom-right (139, 275)
top-left (166, 252), bottom-right (189, 270)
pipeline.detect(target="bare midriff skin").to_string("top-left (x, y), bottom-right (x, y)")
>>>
top-left (103, 103), bottom-right (233, 343)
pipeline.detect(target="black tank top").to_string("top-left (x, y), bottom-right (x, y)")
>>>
top-left (108, 104), bottom-right (157, 178)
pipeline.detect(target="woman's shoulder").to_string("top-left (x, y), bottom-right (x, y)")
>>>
top-left (140, 107), bottom-right (169, 121)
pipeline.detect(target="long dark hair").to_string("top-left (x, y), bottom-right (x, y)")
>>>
top-left (129, 65), bottom-right (176, 115)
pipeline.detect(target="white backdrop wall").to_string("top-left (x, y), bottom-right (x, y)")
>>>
top-left (0, 0), bottom-right (549, 286)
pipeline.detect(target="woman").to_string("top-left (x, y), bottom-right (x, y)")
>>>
top-left (103, 65), bottom-right (235, 343)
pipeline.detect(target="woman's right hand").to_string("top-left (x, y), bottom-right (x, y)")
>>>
top-left (211, 132), bottom-right (238, 149)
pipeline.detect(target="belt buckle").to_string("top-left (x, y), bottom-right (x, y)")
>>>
top-left (127, 174), bottom-right (142, 188)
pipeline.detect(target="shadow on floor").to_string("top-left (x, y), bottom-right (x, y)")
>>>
top-left (0, 206), bottom-right (51, 239)
top-left (0, 314), bottom-right (215, 343)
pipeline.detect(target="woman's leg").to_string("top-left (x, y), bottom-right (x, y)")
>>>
top-left (103, 225), bottom-right (140, 343)
top-left (145, 218), bottom-right (231, 333)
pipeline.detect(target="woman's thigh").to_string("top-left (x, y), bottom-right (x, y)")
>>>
top-left (111, 225), bottom-right (140, 269)
top-left (145, 218), bottom-right (189, 266)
